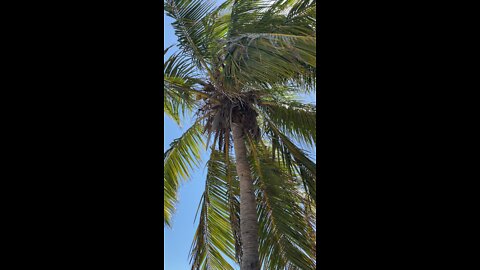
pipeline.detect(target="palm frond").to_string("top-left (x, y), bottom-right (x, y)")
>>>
top-left (258, 99), bottom-right (316, 148)
top-left (190, 150), bottom-right (238, 270)
top-left (226, 0), bottom-right (272, 38)
top-left (246, 138), bottom-right (316, 269)
top-left (224, 142), bottom-right (242, 263)
top-left (224, 32), bottom-right (316, 90)
top-left (287, 0), bottom-right (316, 23)
top-left (221, 0), bottom-right (316, 90)
top-left (164, 50), bottom-right (200, 125)
top-left (164, 0), bottom-right (216, 75)
top-left (164, 49), bottom-right (196, 80)
top-left (164, 176), bottom-right (176, 227)
top-left (164, 122), bottom-right (204, 226)
top-left (263, 114), bottom-right (317, 204)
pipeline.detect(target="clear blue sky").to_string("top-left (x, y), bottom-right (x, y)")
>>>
top-left (164, 5), bottom-right (316, 269)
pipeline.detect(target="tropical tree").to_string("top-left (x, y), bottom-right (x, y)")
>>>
top-left (164, 0), bottom-right (316, 269)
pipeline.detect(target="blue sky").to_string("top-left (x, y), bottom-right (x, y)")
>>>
top-left (164, 4), bottom-right (316, 269)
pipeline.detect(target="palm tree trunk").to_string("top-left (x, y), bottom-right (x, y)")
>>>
top-left (232, 123), bottom-right (260, 270)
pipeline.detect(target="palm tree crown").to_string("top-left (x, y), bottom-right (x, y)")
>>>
top-left (164, 0), bottom-right (316, 269)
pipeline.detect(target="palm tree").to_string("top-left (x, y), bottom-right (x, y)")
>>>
top-left (164, 0), bottom-right (316, 269)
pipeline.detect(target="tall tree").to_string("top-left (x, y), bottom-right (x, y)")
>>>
top-left (164, 0), bottom-right (316, 269)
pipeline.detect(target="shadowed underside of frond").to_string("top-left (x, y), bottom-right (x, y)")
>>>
top-left (258, 99), bottom-right (316, 148)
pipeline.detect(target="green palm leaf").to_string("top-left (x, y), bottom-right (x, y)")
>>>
top-left (190, 150), bottom-right (238, 270)
top-left (164, 49), bottom-right (204, 125)
top-left (164, 122), bottom-right (204, 226)
top-left (259, 99), bottom-right (316, 148)
top-left (246, 138), bottom-right (316, 270)
top-left (221, 0), bottom-right (316, 90)
top-left (263, 114), bottom-right (317, 204)
top-left (224, 33), bottom-right (316, 89)
top-left (164, 0), bottom-right (216, 74)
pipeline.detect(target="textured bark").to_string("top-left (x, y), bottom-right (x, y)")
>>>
top-left (232, 123), bottom-right (260, 270)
